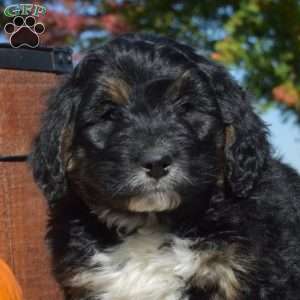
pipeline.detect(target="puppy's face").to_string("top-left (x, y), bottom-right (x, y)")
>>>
top-left (32, 36), bottom-right (269, 214)
top-left (69, 69), bottom-right (223, 213)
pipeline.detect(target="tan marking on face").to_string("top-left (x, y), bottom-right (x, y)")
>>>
top-left (164, 69), bottom-right (193, 100)
top-left (225, 125), bottom-right (236, 147)
top-left (60, 126), bottom-right (75, 172)
top-left (192, 244), bottom-right (254, 300)
top-left (103, 78), bottom-right (131, 104)
top-left (67, 147), bottom-right (86, 172)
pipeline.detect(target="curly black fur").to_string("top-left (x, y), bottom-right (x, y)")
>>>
top-left (30, 33), bottom-right (300, 300)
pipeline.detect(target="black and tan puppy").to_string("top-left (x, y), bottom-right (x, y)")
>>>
top-left (30, 33), bottom-right (300, 300)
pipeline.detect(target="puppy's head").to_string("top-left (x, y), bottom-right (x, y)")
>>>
top-left (30, 34), bottom-right (269, 215)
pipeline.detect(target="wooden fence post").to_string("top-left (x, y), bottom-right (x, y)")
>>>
top-left (0, 45), bottom-right (72, 300)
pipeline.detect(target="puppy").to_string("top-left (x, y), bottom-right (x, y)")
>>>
top-left (30, 33), bottom-right (300, 300)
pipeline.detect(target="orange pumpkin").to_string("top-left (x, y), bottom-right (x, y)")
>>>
top-left (0, 259), bottom-right (22, 300)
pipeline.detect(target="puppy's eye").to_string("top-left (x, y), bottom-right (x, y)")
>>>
top-left (179, 102), bottom-right (194, 114)
top-left (101, 108), bottom-right (123, 121)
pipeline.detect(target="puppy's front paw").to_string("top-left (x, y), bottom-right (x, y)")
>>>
top-left (192, 243), bottom-right (254, 300)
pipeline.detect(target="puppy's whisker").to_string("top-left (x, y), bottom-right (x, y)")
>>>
top-left (179, 172), bottom-right (194, 185)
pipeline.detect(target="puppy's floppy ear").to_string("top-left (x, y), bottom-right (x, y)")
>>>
top-left (29, 80), bottom-right (80, 206)
top-left (211, 67), bottom-right (269, 198)
top-left (30, 53), bottom-right (103, 205)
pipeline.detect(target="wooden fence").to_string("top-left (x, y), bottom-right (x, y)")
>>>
top-left (0, 46), bottom-right (72, 300)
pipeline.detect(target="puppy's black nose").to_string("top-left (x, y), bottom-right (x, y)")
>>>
top-left (141, 154), bottom-right (172, 180)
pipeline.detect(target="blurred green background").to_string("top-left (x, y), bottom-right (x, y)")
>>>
top-left (1, 0), bottom-right (299, 170)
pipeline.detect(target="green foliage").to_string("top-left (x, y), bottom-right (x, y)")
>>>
top-left (112, 0), bottom-right (300, 120)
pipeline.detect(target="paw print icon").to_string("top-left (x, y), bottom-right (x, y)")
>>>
top-left (4, 16), bottom-right (45, 48)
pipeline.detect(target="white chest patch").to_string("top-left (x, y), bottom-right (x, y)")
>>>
top-left (69, 222), bottom-right (199, 300)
